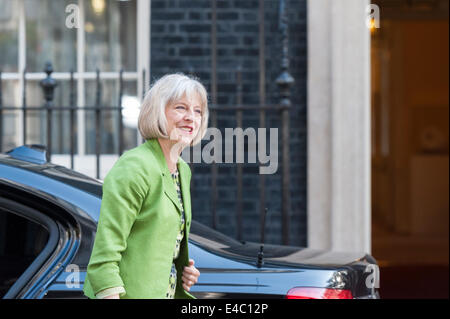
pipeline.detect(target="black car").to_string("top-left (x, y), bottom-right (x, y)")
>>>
top-left (0, 144), bottom-right (380, 299)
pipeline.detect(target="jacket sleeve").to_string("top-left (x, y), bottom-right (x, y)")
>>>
top-left (86, 154), bottom-right (149, 297)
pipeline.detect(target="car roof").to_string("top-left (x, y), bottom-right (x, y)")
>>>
top-left (0, 153), bottom-right (103, 199)
top-left (0, 147), bottom-right (104, 222)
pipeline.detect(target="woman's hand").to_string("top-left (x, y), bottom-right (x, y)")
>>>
top-left (182, 259), bottom-right (200, 292)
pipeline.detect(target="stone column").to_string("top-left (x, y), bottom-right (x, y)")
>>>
top-left (307, 0), bottom-right (371, 253)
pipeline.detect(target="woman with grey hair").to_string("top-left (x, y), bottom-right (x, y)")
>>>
top-left (83, 73), bottom-right (208, 299)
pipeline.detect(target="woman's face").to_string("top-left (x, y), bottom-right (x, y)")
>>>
top-left (165, 93), bottom-right (203, 146)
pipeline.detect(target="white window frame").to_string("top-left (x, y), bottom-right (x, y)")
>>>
top-left (2, 0), bottom-right (150, 155)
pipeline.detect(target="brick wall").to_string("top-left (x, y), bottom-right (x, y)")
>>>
top-left (150, 0), bottom-right (307, 247)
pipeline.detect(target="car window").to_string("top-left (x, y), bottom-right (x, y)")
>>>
top-left (0, 209), bottom-right (49, 298)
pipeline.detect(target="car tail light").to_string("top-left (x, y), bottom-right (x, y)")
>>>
top-left (286, 287), bottom-right (353, 299)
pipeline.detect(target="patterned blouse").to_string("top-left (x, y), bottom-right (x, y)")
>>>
top-left (166, 169), bottom-right (185, 299)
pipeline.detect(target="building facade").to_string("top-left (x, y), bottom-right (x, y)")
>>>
top-left (0, 0), bottom-right (310, 247)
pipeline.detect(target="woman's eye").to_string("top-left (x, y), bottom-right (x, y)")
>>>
top-left (176, 105), bottom-right (185, 110)
top-left (195, 109), bottom-right (202, 114)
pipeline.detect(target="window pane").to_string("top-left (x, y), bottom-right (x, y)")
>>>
top-left (0, 79), bottom-right (19, 107)
top-left (0, 80), bottom-right (19, 152)
top-left (84, 78), bottom-right (117, 154)
top-left (85, 0), bottom-right (137, 72)
top-left (0, 0), bottom-right (19, 72)
top-left (25, 0), bottom-right (77, 72)
top-left (85, 79), bottom-right (138, 154)
top-left (24, 80), bottom-right (76, 154)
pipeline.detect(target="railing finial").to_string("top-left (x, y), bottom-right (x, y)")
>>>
top-left (40, 62), bottom-right (58, 160)
top-left (40, 61), bottom-right (58, 107)
top-left (276, 0), bottom-right (294, 108)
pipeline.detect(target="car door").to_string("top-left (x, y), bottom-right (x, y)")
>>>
top-left (0, 179), bottom-right (80, 299)
top-left (0, 195), bottom-right (59, 298)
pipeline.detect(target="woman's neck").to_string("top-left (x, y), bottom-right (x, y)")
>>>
top-left (157, 138), bottom-right (181, 174)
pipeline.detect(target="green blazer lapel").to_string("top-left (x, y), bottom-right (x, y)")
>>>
top-left (145, 138), bottom-right (185, 215)
top-left (162, 172), bottom-right (183, 214)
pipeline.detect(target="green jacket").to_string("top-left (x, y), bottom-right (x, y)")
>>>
top-left (83, 138), bottom-right (195, 299)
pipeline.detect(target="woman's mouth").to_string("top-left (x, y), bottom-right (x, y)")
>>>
top-left (178, 126), bottom-right (193, 134)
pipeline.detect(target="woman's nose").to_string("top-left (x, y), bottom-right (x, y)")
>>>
top-left (184, 109), bottom-right (194, 121)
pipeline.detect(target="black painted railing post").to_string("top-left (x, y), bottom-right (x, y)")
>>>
top-left (210, 0), bottom-right (218, 231)
top-left (140, 69), bottom-right (146, 144)
top-left (236, 66), bottom-right (243, 242)
top-left (69, 69), bottom-right (75, 169)
top-left (22, 68), bottom-right (27, 146)
top-left (95, 69), bottom-right (101, 179)
top-left (276, 0), bottom-right (294, 246)
top-left (184, 66), bottom-right (196, 191)
top-left (0, 70), bottom-right (3, 152)
top-left (118, 69), bottom-right (124, 155)
top-left (258, 0), bottom-right (267, 248)
top-left (141, 68), bottom-right (146, 100)
top-left (40, 62), bottom-right (58, 160)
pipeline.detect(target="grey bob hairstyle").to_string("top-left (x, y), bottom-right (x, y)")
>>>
top-left (138, 73), bottom-right (209, 146)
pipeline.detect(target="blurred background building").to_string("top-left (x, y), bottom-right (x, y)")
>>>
top-left (0, 0), bottom-right (448, 298)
